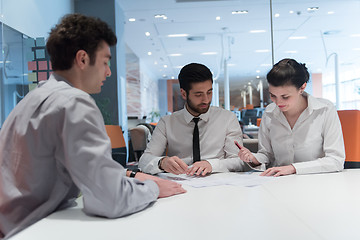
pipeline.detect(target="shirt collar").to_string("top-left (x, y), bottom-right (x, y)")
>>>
top-left (50, 72), bottom-right (74, 87)
top-left (265, 92), bottom-right (328, 116)
top-left (183, 105), bottom-right (211, 124)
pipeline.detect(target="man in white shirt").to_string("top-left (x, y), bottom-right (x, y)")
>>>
top-left (0, 14), bottom-right (185, 239)
top-left (139, 63), bottom-right (247, 175)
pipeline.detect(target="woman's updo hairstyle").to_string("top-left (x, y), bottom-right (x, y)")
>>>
top-left (266, 58), bottom-right (309, 89)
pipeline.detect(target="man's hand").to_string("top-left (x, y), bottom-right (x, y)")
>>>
top-left (186, 160), bottom-right (212, 176)
top-left (260, 165), bottom-right (296, 177)
top-left (135, 172), bottom-right (186, 198)
top-left (160, 156), bottom-right (188, 175)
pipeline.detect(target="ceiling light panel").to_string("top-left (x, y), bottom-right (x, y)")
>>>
top-left (154, 14), bottom-right (167, 20)
top-left (250, 30), bottom-right (266, 33)
top-left (201, 52), bottom-right (217, 55)
top-left (167, 34), bottom-right (189, 37)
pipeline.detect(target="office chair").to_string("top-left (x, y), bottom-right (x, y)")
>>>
top-left (242, 109), bottom-right (259, 125)
top-left (337, 110), bottom-right (360, 168)
top-left (105, 125), bottom-right (127, 167)
top-left (129, 125), bottom-right (151, 161)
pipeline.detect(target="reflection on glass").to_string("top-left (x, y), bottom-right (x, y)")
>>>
top-left (272, 0), bottom-right (360, 110)
top-left (0, 23), bottom-right (31, 127)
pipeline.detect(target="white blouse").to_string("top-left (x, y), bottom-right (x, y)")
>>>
top-left (254, 93), bottom-right (345, 174)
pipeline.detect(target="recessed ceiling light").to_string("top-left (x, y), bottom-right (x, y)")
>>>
top-left (154, 61), bottom-right (158, 65)
top-left (164, 65), bottom-right (168, 68)
top-left (350, 34), bottom-right (360, 37)
top-left (232, 10), bottom-right (248, 15)
top-left (129, 18), bottom-right (136, 22)
top-left (285, 50), bottom-right (297, 54)
top-left (162, 74), bottom-right (167, 78)
top-left (216, 16), bottom-right (221, 20)
top-left (255, 49), bottom-right (269, 53)
top-left (274, 13), bottom-right (280, 18)
top-left (168, 53), bottom-right (182, 57)
top-left (289, 10), bottom-right (294, 14)
top-left (250, 30), bottom-right (266, 33)
top-left (155, 14), bottom-right (167, 20)
top-left (201, 52), bottom-right (217, 55)
top-left (167, 34), bottom-right (189, 37)
top-left (256, 70), bottom-right (260, 73)
top-left (171, 76), bottom-right (175, 79)
top-left (289, 36), bottom-right (307, 40)
top-left (147, 52), bottom-right (152, 56)
top-left (145, 32), bottom-right (150, 37)
top-left (327, 11), bottom-right (335, 15)
top-left (307, 7), bottom-right (319, 13)
top-left (256, 76), bottom-right (260, 79)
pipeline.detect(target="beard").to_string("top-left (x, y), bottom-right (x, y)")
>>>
top-left (186, 97), bottom-right (210, 115)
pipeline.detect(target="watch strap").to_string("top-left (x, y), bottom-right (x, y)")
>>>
top-left (130, 169), bottom-right (141, 178)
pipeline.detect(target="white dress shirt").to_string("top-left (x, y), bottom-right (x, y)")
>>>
top-left (0, 73), bottom-right (159, 239)
top-left (139, 106), bottom-right (247, 174)
top-left (254, 92), bottom-right (345, 174)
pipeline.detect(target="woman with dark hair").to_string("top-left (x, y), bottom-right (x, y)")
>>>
top-left (237, 58), bottom-right (345, 176)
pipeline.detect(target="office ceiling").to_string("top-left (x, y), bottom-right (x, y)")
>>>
top-left (118, 0), bottom-right (360, 88)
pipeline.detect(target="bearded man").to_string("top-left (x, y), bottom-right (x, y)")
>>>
top-left (139, 63), bottom-right (248, 176)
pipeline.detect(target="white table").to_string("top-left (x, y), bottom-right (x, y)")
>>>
top-left (11, 169), bottom-right (360, 240)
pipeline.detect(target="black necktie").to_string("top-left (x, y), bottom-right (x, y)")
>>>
top-left (192, 117), bottom-right (200, 162)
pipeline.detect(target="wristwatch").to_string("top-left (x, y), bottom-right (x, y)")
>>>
top-left (129, 169), bottom-right (142, 178)
top-left (158, 157), bottom-right (166, 170)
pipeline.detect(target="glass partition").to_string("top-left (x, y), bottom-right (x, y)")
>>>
top-left (0, 23), bottom-right (31, 127)
top-left (272, 0), bottom-right (360, 109)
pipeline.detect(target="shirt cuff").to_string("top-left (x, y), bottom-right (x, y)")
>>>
top-left (151, 157), bottom-right (165, 174)
top-left (143, 179), bottom-right (160, 198)
top-left (206, 159), bottom-right (230, 173)
top-left (244, 162), bottom-right (266, 171)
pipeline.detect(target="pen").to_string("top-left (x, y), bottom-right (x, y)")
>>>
top-left (234, 141), bottom-right (252, 164)
top-left (234, 141), bottom-right (242, 150)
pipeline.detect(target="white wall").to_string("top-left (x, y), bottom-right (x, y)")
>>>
top-left (0, 0), bottom-right (74, 38)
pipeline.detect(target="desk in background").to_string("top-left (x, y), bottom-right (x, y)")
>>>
top-left (11, 170), bottom-right (360, 240)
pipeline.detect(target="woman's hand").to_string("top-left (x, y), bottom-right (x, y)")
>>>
top-left (236, 141), bottom-right (260, 166)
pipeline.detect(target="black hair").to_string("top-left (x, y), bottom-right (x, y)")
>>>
top-left (266, 58), bottom-right (309, 89)
top-left (178, 63), bottom-right (213, 93)
top-left (46, 13), bottom-right (117, 71)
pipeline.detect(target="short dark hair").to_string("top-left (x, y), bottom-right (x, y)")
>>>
top-left (178, 63), bottom-right (213, 93)
top-left (46, 13), bottom-right (117, 71)
top-left (266, 58), bottom-right (309, 89)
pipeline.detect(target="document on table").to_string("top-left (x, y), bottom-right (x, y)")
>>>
top-left (156, 172), bottom-right (275, 188)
